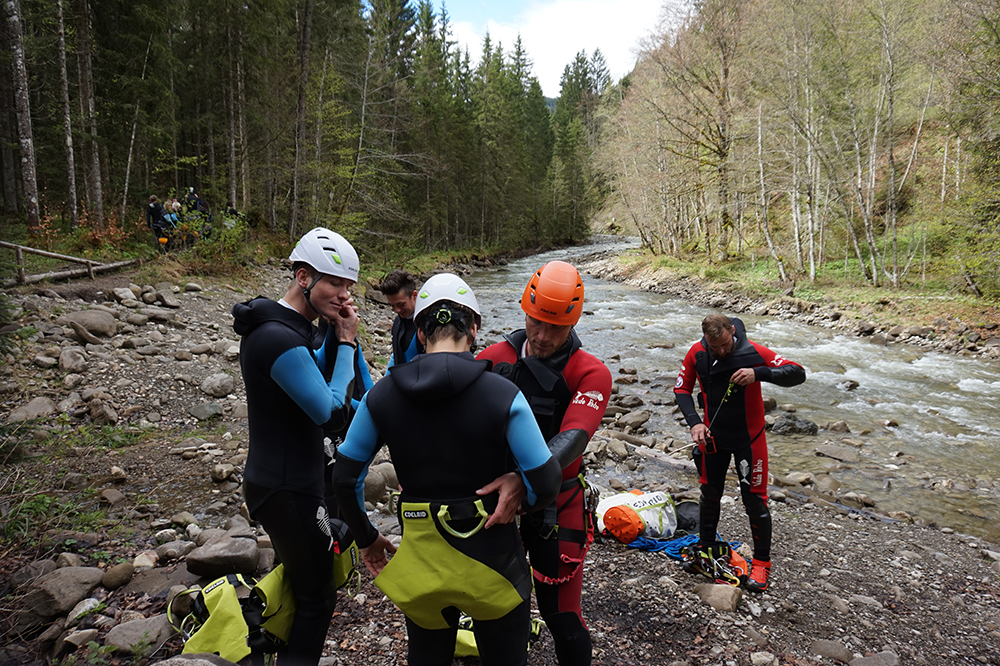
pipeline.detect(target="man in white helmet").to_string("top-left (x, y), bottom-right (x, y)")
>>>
top-left (232, 227), bottom-right (364, 666)
top-left (334, 273), bottom-right (561, 666)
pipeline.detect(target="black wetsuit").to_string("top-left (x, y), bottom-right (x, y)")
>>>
top-left (388, 314), bottom-right (424, 367)
top-left (232, 296), bottom-right (357, 666)
top-left (334, 352), bottom-right (562, 666)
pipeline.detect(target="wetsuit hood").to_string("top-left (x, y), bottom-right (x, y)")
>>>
top-left (385, 351), bottom-right (489, 401)
top-left (232, 296), bottom-right (313, 339)
top-left (699, 317), bottom-right (754, 375)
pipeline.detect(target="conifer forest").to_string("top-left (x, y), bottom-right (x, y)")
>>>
top-left (2, 0), bottom-right (1000, 297)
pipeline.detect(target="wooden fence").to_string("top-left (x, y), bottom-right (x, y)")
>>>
top-left (0, 241), bottom-right (140, 288)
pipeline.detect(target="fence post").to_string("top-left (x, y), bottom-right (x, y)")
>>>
top-left (16, 247), bottom-right (25, 284)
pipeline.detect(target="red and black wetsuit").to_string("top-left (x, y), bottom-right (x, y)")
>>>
top-left (479, 329), bottom-right (611, 666)
top-left (673, 318), bottom-right (805, 562)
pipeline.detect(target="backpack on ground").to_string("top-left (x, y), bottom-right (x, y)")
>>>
top-left (168, 568), bottom-right (292, 664)
top-left (596, 490), bottom-right (677, 544)
top-left (168, 520), bottom-right (360, 663)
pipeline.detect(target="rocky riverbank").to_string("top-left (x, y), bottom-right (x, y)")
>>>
top-left (1, 255), bottom-right (999, 666)
top-left (574, 247), bottom-right (1000, 360)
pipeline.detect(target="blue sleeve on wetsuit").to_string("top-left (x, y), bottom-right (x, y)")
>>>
top-left (313, 320), bottom-right (338, 371)
top-left (505, 392), bottom-right (554, 506)
top-left (403, 334), bottom-right (419, 363)
top-left (351, 345), bottom-right (375, 410)
top-left (387, 331), bottom-right (420, 369)
top-left (337, 396), bottom-right (380, 511)
top-left (270, 344), bottom-right (355, 425)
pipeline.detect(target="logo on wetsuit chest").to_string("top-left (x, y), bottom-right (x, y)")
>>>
top-left (403, 510), bottom-right (428, 519)
top-left (572, 390), bottom-right (604, 410)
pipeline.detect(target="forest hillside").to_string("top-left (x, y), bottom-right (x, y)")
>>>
top-left (1, 0), bottom-right (1000, 303)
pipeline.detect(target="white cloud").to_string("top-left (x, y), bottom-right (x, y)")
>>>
top-left (448, 0), bottom-right (666, 98)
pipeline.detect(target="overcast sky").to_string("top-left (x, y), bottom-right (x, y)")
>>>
top-left (438, 0), bottom-right (667, 98)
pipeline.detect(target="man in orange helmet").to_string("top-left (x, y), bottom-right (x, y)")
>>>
top-left (478, 260), bottom-right (612, 666)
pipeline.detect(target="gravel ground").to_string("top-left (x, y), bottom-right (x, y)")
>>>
top-left (326, 492), bottom-right (1000, 666)
top-left (2, 259), bottom-right (999, 666)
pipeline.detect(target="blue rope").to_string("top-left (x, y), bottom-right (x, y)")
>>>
top-left (626, 534), bottom-right (742, 560)
top-left (627, 534), bottom-right (700, 559)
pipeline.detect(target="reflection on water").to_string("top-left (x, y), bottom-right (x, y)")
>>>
top-left (467, 239), bottom-right (1000, 542)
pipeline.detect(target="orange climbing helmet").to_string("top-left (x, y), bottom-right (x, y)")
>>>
top-left (520, 260), bottom-right (584, 326)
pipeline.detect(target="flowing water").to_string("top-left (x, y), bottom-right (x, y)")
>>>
top-left (465, 238), bottom-right (1000, 543)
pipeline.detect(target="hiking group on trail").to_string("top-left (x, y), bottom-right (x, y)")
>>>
top-left (224, 226), bottom-right (806, 666)
top-left (145, 188), bottom-right (238, 252)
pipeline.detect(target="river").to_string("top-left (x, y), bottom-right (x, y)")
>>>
top-left (464, 238), bottom-right (1000, 543)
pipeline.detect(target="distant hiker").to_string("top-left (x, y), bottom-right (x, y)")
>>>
top-left (146, 195), bottom-right (165, 229)
top-left (333, 273), bottom-right (561, 666)
top-left (478, 260), bottom-right (612, 666)
top-left (146, 195), bottom-right (170, 251)
top-left (183, 187), bottom-right (199, 212)
top-left (223, 202), bottom-right (242, 229)
top-left (379, 270), bottom-right (424, 366)
top-left (674, 314), bottom-right (806, 593)
top-left (231, 227), bottom-right (361, 666)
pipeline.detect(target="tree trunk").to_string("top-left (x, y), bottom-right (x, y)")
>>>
top-left (290, 0), bottom-right (313, 240)
top-left (75, 0), bottom-right (103, 229)
top-left (168, 24), bottom-right (178, 195)
top-left (313, 45), bottom-right (331, 227)
top-left (0, 0), bottom-right (21, 216)
top-left (56, 0), bottom-right (78, 227)
top-left (7, 0), bottom-right (39, 232)
top-left (237, 28), bottom-right (249, 212)
top-left (226, 20), bottom-right (238, 210)
top-left (790, 131), bottom-right (804, 271)
top-left (0, 8), bottom-right (18, 216)
top-left (757, 104), bottom-right (787, 282)
top-left (121, 36), bottom-right (153, 227)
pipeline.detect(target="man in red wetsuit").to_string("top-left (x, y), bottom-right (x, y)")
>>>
top-left (478, 260), bottom-right (612, 666)
top-left (674, 314), bottom-right (806, 592)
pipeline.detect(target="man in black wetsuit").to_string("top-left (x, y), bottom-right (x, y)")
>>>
top-left (379, 269), bottom-right (424, 367)
top-left (232, 227), bottom-right (361, 666)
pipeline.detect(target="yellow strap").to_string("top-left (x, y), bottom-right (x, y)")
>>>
top-left (436, 499), bottom-right (487, 539)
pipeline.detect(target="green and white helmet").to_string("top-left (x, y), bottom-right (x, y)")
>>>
top-left (413, 273), bottom-right (482, 329)
top-left (289, 227), bottom-right (359, 282)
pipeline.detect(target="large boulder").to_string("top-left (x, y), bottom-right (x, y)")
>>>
top-left (200, 374), bottom-right (235, 398)
top-left (619, 410), bottom-right (651, 430)
top-left (185, 536), bottom-right (259, 578)
top-left (6, 396), bottom-right (56, 423)
top-left (57, 311), bottom-right (116, 337)
top-left (104, 613), bottom-right (175, 655)
top-left (770, 414), bottom-right (818, 436)
top-left (58, 347), bottom-right (88, 373)
top-left (22, 566), bottom-right (105, 618)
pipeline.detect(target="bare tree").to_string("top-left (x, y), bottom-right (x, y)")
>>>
top-left (290, 0), bottom-right (313, 240)
top-left (56, 0), bottom-right (78, 228)
top-left (642, 0), bottom-right (748, 262)
top-left (6, 0), bottom-right (39, 232)
top-left (75, 0), bottom-right (103, 229)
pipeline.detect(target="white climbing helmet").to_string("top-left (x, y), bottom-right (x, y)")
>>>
top-left (413, 273), bottom-right (482, 328)
top-left (288, 227), bottom-right (359, 282)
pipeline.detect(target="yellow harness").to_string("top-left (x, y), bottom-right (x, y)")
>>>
top-left (375, 498), bottom-right (531, 630)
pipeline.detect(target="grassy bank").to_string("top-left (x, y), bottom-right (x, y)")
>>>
top-left (611, 246), bottom-right (1000, 331)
